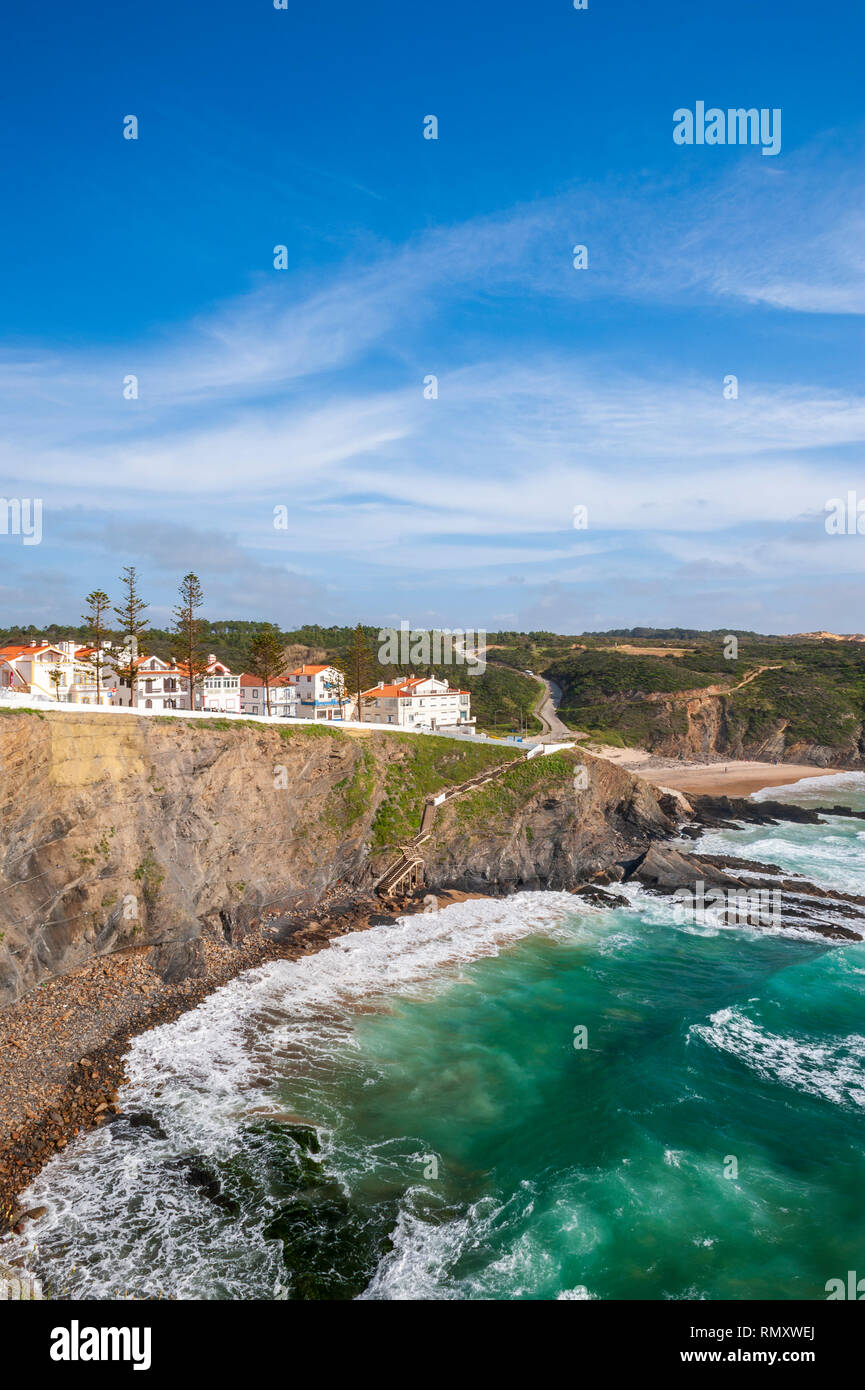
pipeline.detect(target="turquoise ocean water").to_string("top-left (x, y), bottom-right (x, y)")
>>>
top-left (9, 772), bottom-right (865, 1300)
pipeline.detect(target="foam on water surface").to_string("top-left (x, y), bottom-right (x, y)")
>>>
top-left (8, 840), bottom-right (865, 1301)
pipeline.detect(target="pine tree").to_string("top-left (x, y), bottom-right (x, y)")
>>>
top-left (341, 624), bottom-right (375, 722)
top-left (112, 566), bottom-right (149, 700)
top-left (82, 589), bottom-right (111, 704)
top-left (246, 625), bottom-right (289, 717)
top-left (171, 572), bottom-right (209, 710)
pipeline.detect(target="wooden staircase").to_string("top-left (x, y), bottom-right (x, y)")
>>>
top-left (373, 758), bottom-right (522, 899)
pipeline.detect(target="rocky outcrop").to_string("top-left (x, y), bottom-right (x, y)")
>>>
top-left (625, 843), bottom-right (865, 941)
top-left (685, 794), bottom-right (865, 832)
top-left (0, 712), bottom-right (379, 1007)
top-left (0, 713), bottom-right (676, 1008)
top-left (422, 751), bottom-right (674, 892)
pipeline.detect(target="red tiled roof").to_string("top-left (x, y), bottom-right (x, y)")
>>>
top-left (360, 684), bottom-right (406, 698)
top-left (0, 644), bottom-right (55, 659)
top-left (361, 681), bottom-right (468, 699)
top-left (239, 672), bottom-right (293, 688)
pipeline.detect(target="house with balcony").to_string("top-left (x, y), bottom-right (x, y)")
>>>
top-left (0, 641), bottom-right (72, 701)
top-left (359, 675), bottom-right (474, 730)
top-left (196, 659), bottom-right (241, 713)
top-left (289, 664), bottom-right (349, 721)
top-left (0, 639), bottom-right (110, 704)
top-left (239, 672), bottom-right (298, 718)
top-left (112, 654), bottom-right (185, 711)
top-left (112, 653), bottom-right (241, 713)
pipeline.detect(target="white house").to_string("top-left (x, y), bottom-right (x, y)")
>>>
top-left (360, 675), bottom-right (474, 730)
top-left (239, 672), bottom-right (298, 718)
top-left (197, 659), bottom-right (241, 713)
top-left (0, 641), bottom-right (71, 701)
top-left (112, 654), bottom-right (184, 711)
top-left (0, 639), bottom-right (110, 704)
top-left (112, 654), bottom-right (240, 713)
top-left (289, 664), bottom-right (349, 721)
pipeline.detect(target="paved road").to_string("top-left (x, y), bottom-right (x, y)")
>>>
top-left (533, 676), bottom-right (578, 741)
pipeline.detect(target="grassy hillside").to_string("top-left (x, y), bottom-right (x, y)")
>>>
top-left (495, 631), bottom-right (865, 757)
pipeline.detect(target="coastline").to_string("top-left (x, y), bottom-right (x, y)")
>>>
top-left (1, 747), bottom-right (858, 1241)
top-left (590, 748), bottom-right (853, 799)
top-left (0, 889), bottom-right (480, 1234)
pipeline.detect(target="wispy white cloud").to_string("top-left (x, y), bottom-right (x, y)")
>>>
top-left (1, 130), bottom-right (862, 629)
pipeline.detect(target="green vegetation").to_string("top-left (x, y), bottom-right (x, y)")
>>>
top-left (724, 663), bottom-right (865, 750)
top-left (134, 851), bottom-right (165, 905)
top-left (281, 724), bottom-right (347, 742)
top-left (371, 736), bottom-right (521, 849)
top-left (487, 632), bottom-right (865, 758)
top-left (329, 748), bottom-right (377, 829)
top-left (452, 753), bottom-right (575, 827)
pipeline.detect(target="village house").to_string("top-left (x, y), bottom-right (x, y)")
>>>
top-left (112, 654), bottom-right (183, 711)
top-left (238, 673), bottom-right (298, 718)
top-left (359, 675), bottom-right (474, 730)
top-left (290, 664), bottom-right (349, 721)
top-left (0, 640), bottom-right (70, 700)
top-left (0, 639), bottom-right (110, 704)
top-left (112, 653), bottom-right (241, 713)
top-left (196, 658), bottom-right (241, 714)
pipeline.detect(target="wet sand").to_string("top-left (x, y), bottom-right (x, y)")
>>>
top-left (650, 763), bottom-right (837, 798)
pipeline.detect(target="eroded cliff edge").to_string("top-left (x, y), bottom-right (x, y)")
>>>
top-left (0, 711), bottom-right (676, 1008)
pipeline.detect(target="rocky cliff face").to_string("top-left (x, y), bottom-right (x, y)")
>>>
top-left (0, 712), bottom-right (674, 1008)
top-left (423, 752), bottom-right (673, 892)
top-left (639, 693), bottom-right (864, 768)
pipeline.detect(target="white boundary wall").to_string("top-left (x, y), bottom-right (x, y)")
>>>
top-left (0, 690), bottom-right (578, 755)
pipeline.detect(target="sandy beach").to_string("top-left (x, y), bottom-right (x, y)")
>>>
top-left (592, 746), bottom-right (843, 798)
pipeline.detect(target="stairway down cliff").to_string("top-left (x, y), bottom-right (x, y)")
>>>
top-left (0, 711), bottom-right (676, 1008)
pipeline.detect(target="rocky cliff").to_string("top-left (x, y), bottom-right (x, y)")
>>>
top-left (0, 711), bottom-right (675, 1008)
top-left (422, 751), bottom-right (673, 892)
top-left (630, 691), bottom-right (864, 768)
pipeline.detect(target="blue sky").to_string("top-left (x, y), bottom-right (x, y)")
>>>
top-left (1, 0), bottom-right (863, 634)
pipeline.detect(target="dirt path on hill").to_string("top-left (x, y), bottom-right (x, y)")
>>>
top-left (642, 662), bottom-right (783, 703)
